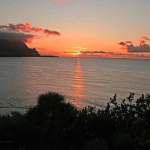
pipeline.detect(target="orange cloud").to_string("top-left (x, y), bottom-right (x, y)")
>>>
top-left (141, 36), bottom-right (150, 41)
top-left (0, 23), bottom-right (60, 36)
top-left (139, 40), bottom-right (146, 45)
top-left (139, 36), bottom-right (150, 45)
top-left (0, 23), bottom-right (60, 43)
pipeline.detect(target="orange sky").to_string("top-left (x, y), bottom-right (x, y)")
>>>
top-left (0, 0), bottom-right (150, 59)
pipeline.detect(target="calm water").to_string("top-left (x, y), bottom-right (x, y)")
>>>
top-left (0, 57), bottom-right (150, 114)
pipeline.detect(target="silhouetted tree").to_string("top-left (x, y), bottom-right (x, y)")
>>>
top-left (0, 92), bottom-right (149, 150)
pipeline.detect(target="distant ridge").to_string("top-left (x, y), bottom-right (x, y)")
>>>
top-left (42, 55), bottom-right (59, 57)
top-left (0, 39), bottom-right (41, 57)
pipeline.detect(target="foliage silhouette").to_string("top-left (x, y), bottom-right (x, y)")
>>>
top-left (0, 92), bottom-right (149, 150)
top-left (113, 131), bottom-right (133, 150)
top-left (84, 138), bottom-right (108, 150)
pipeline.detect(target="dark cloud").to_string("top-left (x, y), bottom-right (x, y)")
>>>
top-left (44, 29), bottom-right (60, 36)
top-left (127, 44), bottom-right (150, 53)
top-left (0, 30), bottom-right (38, 43)
top-left (118, 42), bottom-right (126, 46)
top-left (81, 51), bottom-right (107, 54)
top-left (125, 41), bottom-right (132, 44)
top-left (0, 23), bottom-right (60, 36)
top-left (64, 50), bottom-right (150, 59)
top-left (118, 36), bottom-right (150, 53)
top-left (64, 51), bottom-right (150, 59)
top-left (64, 50), bottom-right (107, 55)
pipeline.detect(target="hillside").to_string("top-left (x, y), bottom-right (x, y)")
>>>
top-left (0, 39), bottom-right (41, 57)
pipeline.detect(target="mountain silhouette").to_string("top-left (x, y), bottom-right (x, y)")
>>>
top-left (0, 39), bottom-right (41, 57)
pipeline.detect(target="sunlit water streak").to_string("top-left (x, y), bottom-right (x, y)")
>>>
top-left (0, 57), bottom-right (149, 114)
top-left (71, 58), bottom-right (85, 108)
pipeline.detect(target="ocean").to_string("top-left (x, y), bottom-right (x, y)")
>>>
top-left (0, 57), bottom-right (149, 114)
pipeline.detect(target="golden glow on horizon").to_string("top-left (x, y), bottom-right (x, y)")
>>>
top-left (73, 51), bottom-right (81, 56)
top-left (26, 34), bottom-right (150, 59)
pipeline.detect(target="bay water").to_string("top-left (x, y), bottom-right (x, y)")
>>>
top-left (0, 57), bottom-right (149, 114)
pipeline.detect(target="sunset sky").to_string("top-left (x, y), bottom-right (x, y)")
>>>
top-left (0, 0), bottom-right (150, 58)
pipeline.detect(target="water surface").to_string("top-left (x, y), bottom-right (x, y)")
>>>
top-left (0, 57), bottom-right (149, 114)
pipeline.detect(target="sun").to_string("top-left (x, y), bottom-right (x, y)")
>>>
top-left (73, 51), bottom-right (81, 55)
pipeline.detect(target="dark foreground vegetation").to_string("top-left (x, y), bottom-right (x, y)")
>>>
top-left (0, 92), bottom-right (150, 150)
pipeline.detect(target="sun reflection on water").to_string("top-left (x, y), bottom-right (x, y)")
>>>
top-left (71, 58), bottom-right (85, 108)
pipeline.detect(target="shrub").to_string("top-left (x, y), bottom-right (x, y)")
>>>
top-left (84, 138), bottom-right (108, 150)
top-left (113, 132), bottom-right (133, 150)
top-left (0, 92), bottom-right (150, 150)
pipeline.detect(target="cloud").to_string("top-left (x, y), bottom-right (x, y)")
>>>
top-left (43, 29), bottom-right (60, 36)
top-left (0, 23), bottom-right (60, 36)
top-left (127, 44), bottom-right (150, 53)
top-left (0, 30), bottom-right (38, 43)
top-left (118, 36), bottom-right (150, 53)
top-left (81, 51), bottom-right (107, 54)
top-left (139, 36), bottom-right (150, 45)
top-left (125, 41), bottom-right (132, 45)
top-left (118, 42), bottom-right (126, 46)
top-left (141, 36), bottom-right (150, 41)
top-left (64, 50), bottom-right (150, 59)
top-left (64, 50), bottom-right (117, 56)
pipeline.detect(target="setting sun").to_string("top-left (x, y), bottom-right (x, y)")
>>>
top-left (73, 51), bottom-right (81, 56)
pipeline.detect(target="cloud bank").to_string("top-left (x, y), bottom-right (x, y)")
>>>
top-left (0, 23), bottom-right (60, 43)
top-left (118, 36), bottom-right (150, 53)
top-left (64, 49), bottom-right (150, 59)
top-left (0, 30), bottom-right (38, 43)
